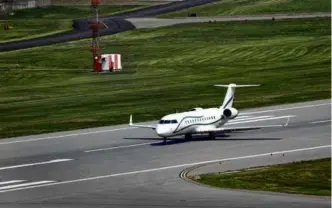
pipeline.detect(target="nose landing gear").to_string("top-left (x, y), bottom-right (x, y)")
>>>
top-left (163, 137), bottom-right (167, 144)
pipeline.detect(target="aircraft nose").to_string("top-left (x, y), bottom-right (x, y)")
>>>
top-left (156, 126), bottom-right (172, 137)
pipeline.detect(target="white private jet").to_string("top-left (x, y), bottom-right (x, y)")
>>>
top-left (129, 83), bottom-right (294, 144)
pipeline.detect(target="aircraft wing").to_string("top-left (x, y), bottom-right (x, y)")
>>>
top-left (129, 115), bottom-right (157, 129)
top-left (196, 116), bottom-right (293, 133)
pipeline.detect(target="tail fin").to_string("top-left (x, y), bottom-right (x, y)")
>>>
top-left (214, 83), bottom-right (260, 108)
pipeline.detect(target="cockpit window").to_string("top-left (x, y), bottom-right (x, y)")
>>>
top-left (159, 120), bottom-right (177, 124)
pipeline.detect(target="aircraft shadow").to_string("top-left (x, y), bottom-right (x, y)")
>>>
top-left (123, 134), bottom-right (282, 146)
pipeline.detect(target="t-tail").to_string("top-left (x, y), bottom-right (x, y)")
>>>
top-left (214, 83), bottom-right (260, 109)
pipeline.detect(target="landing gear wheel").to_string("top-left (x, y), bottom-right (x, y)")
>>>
top-left (185, 134), bottom-right (192, 141)
top-left (163, 137), bottom-right (167, 145)
top-left (209, 132), bottom-right (216, 140)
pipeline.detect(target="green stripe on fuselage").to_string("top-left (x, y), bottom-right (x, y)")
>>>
top-left (173, 116), bottom-right (222, 134)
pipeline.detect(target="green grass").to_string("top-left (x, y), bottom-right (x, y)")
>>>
top-left (159, 0), bottom-right (331, 18)
top-left (192, 158), bottom-right (331, 196)
top-left (0, 19), bottom-right (72, 43)
top-left (0, 5), bottom-right (143, 43)
top-left (0, 18), bottom-right (330, 138)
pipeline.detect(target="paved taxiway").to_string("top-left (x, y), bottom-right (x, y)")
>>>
top-left (0, 99), bottom-right (330, 208)
top-left (127, 13), bottom-right (331, 28)
top-left (0, 0), bottom-right (222, 52)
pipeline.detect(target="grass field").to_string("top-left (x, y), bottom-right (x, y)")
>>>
top-left (159, 0), bottom-right (331, 18)
top-left (0, 18), bottom-right (330, 138)
top-left (0, 5), bottom-right (142, 43)
top-left (192, 158), bottom-right (331, 196)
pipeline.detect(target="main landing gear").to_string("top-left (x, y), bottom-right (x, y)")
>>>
top-left (209, 132), bottom-right (216, 140)
top-left (185, 134), bottom-right (192, 141)
top-left (163, 137), bottom-right (167, 144)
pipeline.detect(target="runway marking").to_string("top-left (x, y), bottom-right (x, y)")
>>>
top-left (226, 115), bottom-right (295, 125)
top-left (229, 115), bottom-right (272, 123)
top-left (0, 180), bottom-right (25, 186)
top-left (0, 145), bottom-right (330, 193)
top-left (0, 181), bottom-right (55, 191)
top-left (310, 120), bottom-right (331, 124)
top-left (0, 127), bottom-right (137, 145)
top-left (240, 102), bottom-right (330, 115)
top-left (232, 115), bottom-right (252, 119)
top-left (84, 142), bottom-right (154, 153)
top-left (0, 159), bottom-right (73, 171)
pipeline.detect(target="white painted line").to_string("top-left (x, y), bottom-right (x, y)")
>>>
top-left (240, 103), bottom-right (330, 115)
top-left (226, 115), bottom-right (295, 125)
top-left (0, 145), bottom-right (330, 193)
top-left (0, 127), bottom-right (137, 145)
top-left (84, 142), bottom-right (154, 153)
top-left (0, 159), bottom-right (73, 171)
top-left (0, 181), bottom-right (55, 191)
top-left (0, 180), bottom-right (25, 186)
top-left (233, 115), bottom-right (252, 119)
top-left (310, 120), bottom-right (331, 124)
top-left (229, 115), bottom-right (272, 123)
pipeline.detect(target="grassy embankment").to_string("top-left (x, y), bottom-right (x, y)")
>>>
top-left (0, 18), bottom-right (330, 138)
top-left (159, 0), bottom-right (331, 18)
top-left (0, 5), bottom-right (142, 43)
top-left (191, 158), bottom-right (331, 196)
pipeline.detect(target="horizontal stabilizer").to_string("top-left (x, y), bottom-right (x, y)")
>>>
top-left (214, 84), bottom-right (261, 88)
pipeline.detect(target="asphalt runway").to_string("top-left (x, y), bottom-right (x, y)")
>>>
top-left (0, 99), bottom-right (330, 208)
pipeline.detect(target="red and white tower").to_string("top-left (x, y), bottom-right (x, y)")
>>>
top-left (89, 0), bottom-right (102, 72)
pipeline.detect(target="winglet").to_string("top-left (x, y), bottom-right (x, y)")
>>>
top-left (129, 115), bottom-right (133, 126)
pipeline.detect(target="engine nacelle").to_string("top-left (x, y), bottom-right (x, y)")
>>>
top-left (223, 108), bottom-right (238, 119)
